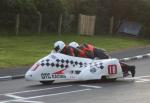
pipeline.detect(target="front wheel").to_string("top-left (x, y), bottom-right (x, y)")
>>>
top-left (40, 80), bottom-right (54, 85)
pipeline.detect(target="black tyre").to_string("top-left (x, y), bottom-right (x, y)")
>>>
top-left (101, 76), bottom-right (108, 81)
top-left (40, 80), bottom-right (54, 85)
top-left (101, 76), bottom-right (117, 81)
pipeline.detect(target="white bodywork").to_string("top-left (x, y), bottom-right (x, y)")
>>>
top-left (25, 53), bottom-right (124, 81)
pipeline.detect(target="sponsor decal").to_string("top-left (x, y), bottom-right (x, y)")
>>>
top-left (52, 69), bottom-right (66, 78)
top-left (41, 73), bottom-right (66, 79)
top-left (41, 73), bottom-right (51, 79)
top-left (99, 63), bottom-right (104, 69)
top-left (52, 74), bottom-right (66, 78)
top-left (108, 65), bottom-right (117, 74)
top-left (41, 69), bottom-right (66, 79)
top-left (92, 62), bottom-right (104, 69)
top-left (90, 67), bottom-right (97, 73)
top-left (70, 76), bottom-right (76, 79)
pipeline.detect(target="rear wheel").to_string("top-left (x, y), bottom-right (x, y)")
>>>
top-left (101, 76), bottom-right (107, 81)
top-left (101, 76), bottom-right (117, 81)
top-left (40, 80), bottom-right (54, 85)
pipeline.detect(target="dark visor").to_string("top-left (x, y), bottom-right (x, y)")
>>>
top-left (54, 46), bottom-right (60, 52)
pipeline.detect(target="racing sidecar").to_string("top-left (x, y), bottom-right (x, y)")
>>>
top-left (25, 53), bottom-right (133, 85)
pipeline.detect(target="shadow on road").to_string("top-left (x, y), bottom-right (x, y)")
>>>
top-left (26, 78), bottom-right (135, 89)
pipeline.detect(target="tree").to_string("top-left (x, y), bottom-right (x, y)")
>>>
top-left (4, 0), bottom-right (35, 35)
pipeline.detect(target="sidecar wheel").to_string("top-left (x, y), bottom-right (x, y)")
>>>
top-left (40, 80), bottom-right (54, 85)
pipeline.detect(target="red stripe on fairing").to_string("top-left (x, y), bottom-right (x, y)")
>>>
top-left (32, 64), bottom-right (39, 71)
top-left (53, 69), bottom-right (66, 74)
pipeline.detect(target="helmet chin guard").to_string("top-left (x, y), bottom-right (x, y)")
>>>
top-left (54, 41), bottom-right (65, 52)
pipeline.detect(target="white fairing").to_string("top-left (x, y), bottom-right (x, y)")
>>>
top-left (25, 53), bottom-right (123, 81)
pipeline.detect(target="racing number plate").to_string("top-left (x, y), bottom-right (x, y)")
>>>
top-left (108, 65), bottom-right (117, 74)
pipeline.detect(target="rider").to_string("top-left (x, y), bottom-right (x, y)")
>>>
top-left (69, 42), bottom-right (110, 59)
top-left (69, 41), bottom-right (135, 77)
top-left (54, 41), bottom-right (88, 58)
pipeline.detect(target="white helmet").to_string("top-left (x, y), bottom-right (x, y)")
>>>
top-left (54, 41), bottom-right (65, 52)
top-left (69, 41), bottom-right (79, 48)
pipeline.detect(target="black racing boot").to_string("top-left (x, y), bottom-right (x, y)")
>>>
top-left (120, 62), bottom-right (136, 77)
top-left (129, 65), bottom-right (136, 77)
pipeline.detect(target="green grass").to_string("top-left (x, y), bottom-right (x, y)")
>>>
top-left (0, 33), bottom-right (149, 68)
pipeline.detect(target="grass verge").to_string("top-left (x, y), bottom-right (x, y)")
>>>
top-left (0, 33), bottom-right (149, 68)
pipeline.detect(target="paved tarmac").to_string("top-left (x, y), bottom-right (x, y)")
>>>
top-left (0, 58), bottom-right (150, 103)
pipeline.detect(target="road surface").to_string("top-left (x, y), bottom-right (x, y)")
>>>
top-left (0, 58), bottom-right (150, 103)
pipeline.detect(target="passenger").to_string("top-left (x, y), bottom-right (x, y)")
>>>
top-left (54, 41), bottom-right (88, 58)
top-left (69, 42), bottom-right (109, 59)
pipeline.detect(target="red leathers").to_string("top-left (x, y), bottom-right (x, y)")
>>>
top-left (60, 46), bottom-right (88, 58)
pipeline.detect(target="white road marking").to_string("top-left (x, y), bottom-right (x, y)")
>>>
top-left (125, 75), bottom-right (150, 79)
top-left (12, 100), bottom-right (44, 103)
top-left (0, 76), bottom-right (11, 79)
top-left (147, 53), bottom-right (150, 56)
top-left (0, 85), bottom-right (72, 95)
top-left (122, 58), bottom-right (130, 61)
top-left (5, 94), bottom-right (24, 99)
top-left (4, 94), bottom-right (44, 103)
top-left (124, 75), bottom-right (150, 83)
top-left (136, 79), bottom-right (150, 83)
top-left (7, 85), bottom-right (72, 95)
top-left (1, 99), bottom-right (44, 103)
top-left (136, 55), bottom-right (143, 59)
top-left (1, 89), bottom-right (91, 103)
top-left (133, 75), bottom-right (150, 79)
top-left (24, 89), bottom-right (91, 99)
top-left (80, 85), bottom-right (102, 89)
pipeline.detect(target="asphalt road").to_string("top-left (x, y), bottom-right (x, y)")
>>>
top-left (0, 58), bottom-right (150, 103)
